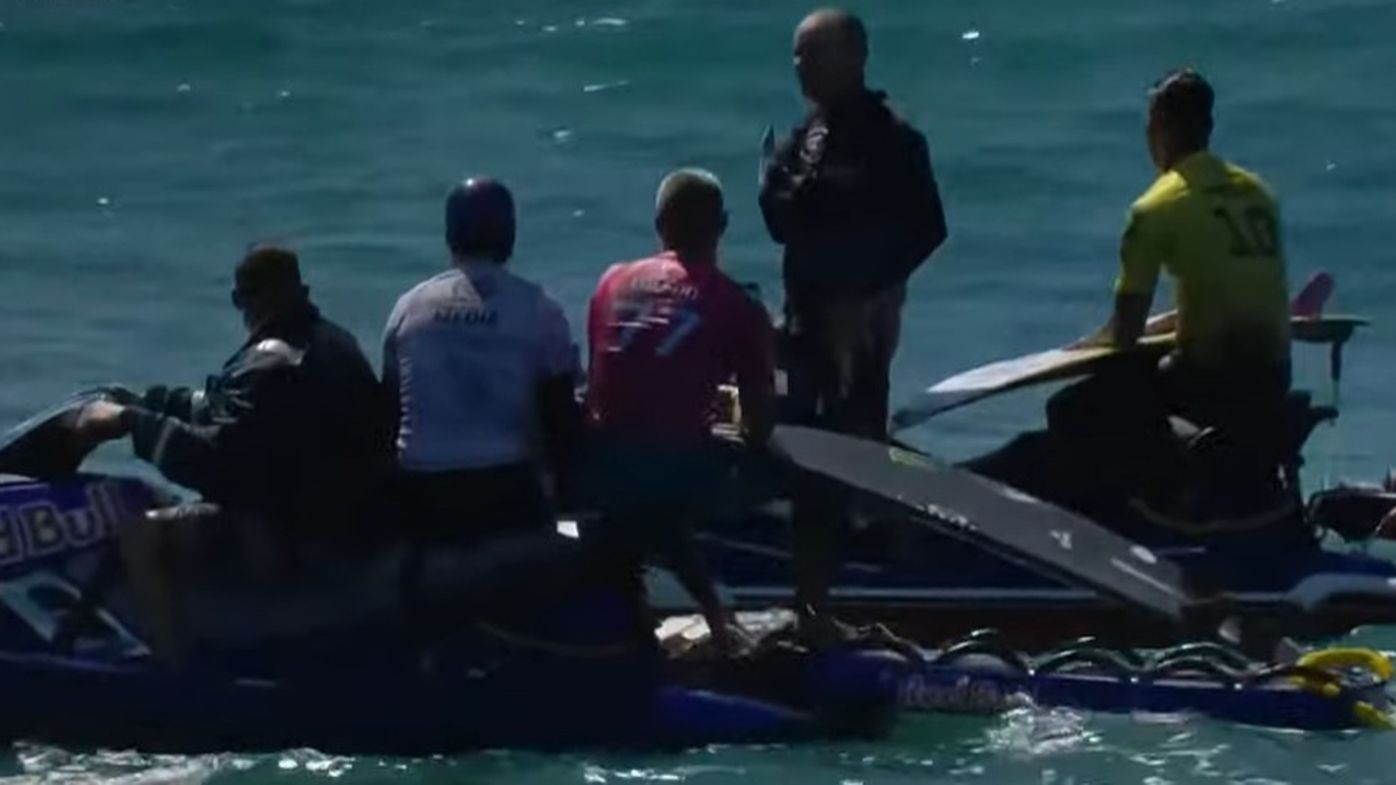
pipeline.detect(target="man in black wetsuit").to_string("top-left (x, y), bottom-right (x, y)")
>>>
top-left (76, 245), bottom-right (393, 658)
top-left (758, 8), bottom-right (948, 629)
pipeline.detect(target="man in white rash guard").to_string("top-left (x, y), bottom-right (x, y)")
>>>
top-left (382, 177), bottom-right (582, 544)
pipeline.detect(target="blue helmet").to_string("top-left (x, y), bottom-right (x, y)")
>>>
top-left (445, 177), bottom-right (516, 262)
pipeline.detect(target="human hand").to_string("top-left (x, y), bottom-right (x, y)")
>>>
top-left (758, 125), bottom-right (776, 183)
top-left (75, 400), bottom-right (131, 442)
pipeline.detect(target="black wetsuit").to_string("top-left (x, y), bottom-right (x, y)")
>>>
top-left (123, 302), bottom-right (393, 544)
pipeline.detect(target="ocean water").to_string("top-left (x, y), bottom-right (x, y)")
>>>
top-left (3, 0), bottom-right (1396, 782)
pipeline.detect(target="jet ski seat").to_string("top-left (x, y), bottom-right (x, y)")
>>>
top-left (1309, 485), bottom-right (1396, 543)
top-left (1172, 390), bottom-right (1334, 477)
top-left (40, 529), bottom-right (644, 666)
top-left (1135, 391), bottom-right (1335, 536)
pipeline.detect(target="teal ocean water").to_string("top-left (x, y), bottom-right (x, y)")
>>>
top-left (4, 0), bottom-right (1396, 781)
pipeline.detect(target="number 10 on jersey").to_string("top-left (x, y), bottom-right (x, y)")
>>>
top-left (1213, 204), bottom-right (1279, 257)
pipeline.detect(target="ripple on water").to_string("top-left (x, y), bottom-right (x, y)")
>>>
top-left (273, 751), bottom-right (353, 777)
top-left (10, 743), bottom-right (255, 785)
top-left (578, 759), bottom-right (755, 783)
top-left (583, 80), bottom-right (631, 94)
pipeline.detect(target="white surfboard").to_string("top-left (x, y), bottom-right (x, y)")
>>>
top-left (892, 313), bottom-right (1367, 432)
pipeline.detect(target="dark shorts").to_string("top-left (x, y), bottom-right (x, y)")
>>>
top-left (1046, 352), bottom-right (1291, 438)
top-left (782, 286), bottom-right (906, 440)
top-left (398, 463), bottom-right (551, 546)
top-left (570, 436), bottom-right (738, 610)
top-left (581, 436), bottom-right (734, 517)
top-left (1157, 353), bottom-right (1292, 430)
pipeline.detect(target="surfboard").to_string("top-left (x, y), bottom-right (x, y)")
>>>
top-left (770, 425), bottom-right (1198, 622)
top-left (891, 313), bottom-right (1368, 432)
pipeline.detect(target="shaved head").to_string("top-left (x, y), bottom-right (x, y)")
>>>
top-left (655, 168), bottom-right (727, 257)
top-left (793, 8), bottom-right (868, 107)
top-left (796, 8), bottom-right (867, 58)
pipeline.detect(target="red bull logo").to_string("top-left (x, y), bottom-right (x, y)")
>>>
top-left (0, 482), bottom-right (130, 567)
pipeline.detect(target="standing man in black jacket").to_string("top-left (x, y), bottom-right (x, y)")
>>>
top-left (759, 8), bottom-right (947, 628)
top-left (75, 245), bottom-right (394, 658)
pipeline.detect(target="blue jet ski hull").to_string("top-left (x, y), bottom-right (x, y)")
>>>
top-left (0, 645), bottom-right (907, 754)
top-left (0, 474), bottom-right (907, 753)
top-left (898, 659), bottom-right (1377, 731)
top-left (1, 407), bottom-right (1388, 743)
top-left (0, 474), bottom-right (1387, 744)
top-left (895, 632), bottom-right (1391, 732)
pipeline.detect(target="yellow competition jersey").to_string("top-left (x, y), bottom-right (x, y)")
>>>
top-left (1115, 151), bottom-right (1290, 370)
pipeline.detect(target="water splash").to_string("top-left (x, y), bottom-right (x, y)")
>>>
top-left (12, 744), bottom-right (254, 785)
top-left (275, 750), bottom-right (356, 779)
top-left (982, 706), bottom-right (1102, 758)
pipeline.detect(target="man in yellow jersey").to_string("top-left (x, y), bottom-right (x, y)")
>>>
top-left (1074, 67), bottom-right (1291, 428)
top-left (1004, 68), bottom-right (1296, 517)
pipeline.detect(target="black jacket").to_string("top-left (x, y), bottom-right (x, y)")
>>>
top-left (124, 303), bottom-right (394, 533)
top-left (759, 90), bottom-right (948, 301)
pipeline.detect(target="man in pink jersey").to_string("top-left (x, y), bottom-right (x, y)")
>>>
top-left (586, 168), bottom-right (775, 654)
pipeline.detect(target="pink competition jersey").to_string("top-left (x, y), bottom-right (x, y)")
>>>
top-left (586, 251), bottom-right (774, 442)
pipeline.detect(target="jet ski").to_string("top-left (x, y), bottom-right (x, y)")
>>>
top-left (670, 299), bottom-right (1396, 649)
top-left (8, 395), bottom-right (1386, 743)
top-left (0, 395), bottom-right (912, 753)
